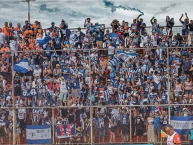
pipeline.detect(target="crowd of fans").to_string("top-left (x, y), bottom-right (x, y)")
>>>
top-left (0, 12), bottom-right (192, 144)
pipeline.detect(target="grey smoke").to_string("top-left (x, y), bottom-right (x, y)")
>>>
top-left (155, 3), bottom-right (179, 15)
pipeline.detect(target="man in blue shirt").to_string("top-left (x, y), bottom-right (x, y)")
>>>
top-left (71, 74), bottom-right (81, 104)
top-left (62, 64), bottom-right (71, 80)
top-left (52, 33), bottom-right (61, 55)
top-left (121, 108), bottom-right (130, 142)
top-left (137, 18), bottom-right (146, 34)
top-left (154, 111), bottom-right (162, 142)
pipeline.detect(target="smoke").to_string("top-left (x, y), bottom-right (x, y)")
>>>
top-left (39, 4), bottom-right (60, 13)
top-left (155, 3), bottom-right (179, 16)
top-left (102, 0), bottom-right (144, 14)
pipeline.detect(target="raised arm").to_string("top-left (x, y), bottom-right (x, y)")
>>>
top-left (150, 16), bottom-right (155, 24)
top-left (136, 14), bottom-right (143, 21)
top-left (185, 13), bottom-right (189, 22)
top-left (179, 14), bottom-right (183, 23)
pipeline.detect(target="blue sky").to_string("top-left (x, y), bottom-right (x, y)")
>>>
top-left (0, 0), bottom-right (192, 29)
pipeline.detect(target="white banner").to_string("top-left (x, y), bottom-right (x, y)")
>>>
top-left (26, 126), bottom-right (51, 140)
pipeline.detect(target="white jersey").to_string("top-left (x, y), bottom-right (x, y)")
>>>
top-left (32, 109), bottom-right (40, 122)
top-left (18, 109), bottom-right (26, 120)
top-left (167, 132), bottom-right (179, 145)
top-left (60, 81), bottom-right (67, 93)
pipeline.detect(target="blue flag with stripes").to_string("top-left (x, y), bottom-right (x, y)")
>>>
top-left (117, 50), bottom-right (137, 62)
top-left (26, 125), bottom-right (51, 144)
top-left (109, 55), bottom-right (121, 66)
top-left (171, 116), bottom-right (193, 135)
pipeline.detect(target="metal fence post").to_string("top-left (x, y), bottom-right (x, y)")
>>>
top-left (11, 52), bottom-right (16, 145)
top-left (167, 47), bottom-right (171, 123)
top-left (130, 106), bottom-right (132, 144)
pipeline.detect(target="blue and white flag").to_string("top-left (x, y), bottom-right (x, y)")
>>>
top-left (22, 88), bottom-right (38, 98)
top-left (69, 31), bottom-right (79, 46)
top-left (117, 50), bottom-right (137, 62)
top-left (26, 125), bottom-right (51, 144)
top-left (57, 124), bottom-right (76, 139)
top-left (109, 32), bottom-right (125, 48)
top-left (89, 24), bottom-right (104, 34)
top-left (37, 35), bottom-right (51, 47)
top-left (171, 116), bottom-right (193, 135)
top-left (13, 59), bottom-right (29, 73)
top-left (109, 55), bottom-right (121, 66)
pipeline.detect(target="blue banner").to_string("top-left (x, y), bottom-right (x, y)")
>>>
top-left (22, 88), bottom-right (38, 98)
top-left (26, 125), bottom-right (51, 144)
top-left (171, 116), bottom-right (193, 135)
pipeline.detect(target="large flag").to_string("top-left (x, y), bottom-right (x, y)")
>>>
top-left (13, 59), bottom-right (29, 73)
top-left (37, 35), bottom-right (51, 47)
top-left (109, 32), bottom-right (125, 48)
top-left (117, 50), bottom-right (137, 62)
top-left (171, 116), bottom-right (193, 135)
top-left (57, 124), bottom-right (76, 139)
top-left (109, 55), bottom-right (121, 66)
top-left (26, 125), bottom-right (51, 144)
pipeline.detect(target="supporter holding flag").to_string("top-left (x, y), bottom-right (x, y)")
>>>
top-left (60, 19), bottom-right (68, 38)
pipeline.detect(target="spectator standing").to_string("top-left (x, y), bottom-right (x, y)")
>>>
top-left (146, 112), bottom-right (155, 143)
top-left (179, 13), bottom-right (189, 45)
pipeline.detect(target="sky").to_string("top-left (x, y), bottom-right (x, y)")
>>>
top-left (0, 0), bottom-right (193, 29)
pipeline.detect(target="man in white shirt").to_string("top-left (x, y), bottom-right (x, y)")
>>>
top-left (18, 103), bottom-right (26, 137)
top-left (33, 65), bottom-right (41, 78)
top-left (166, 124), bottom-right (181, 145)
top-left (0, 28), bottom-right (5, 47)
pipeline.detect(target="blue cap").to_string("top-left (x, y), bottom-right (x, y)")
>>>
top-left (100, 54), bottom-right (104, 57)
